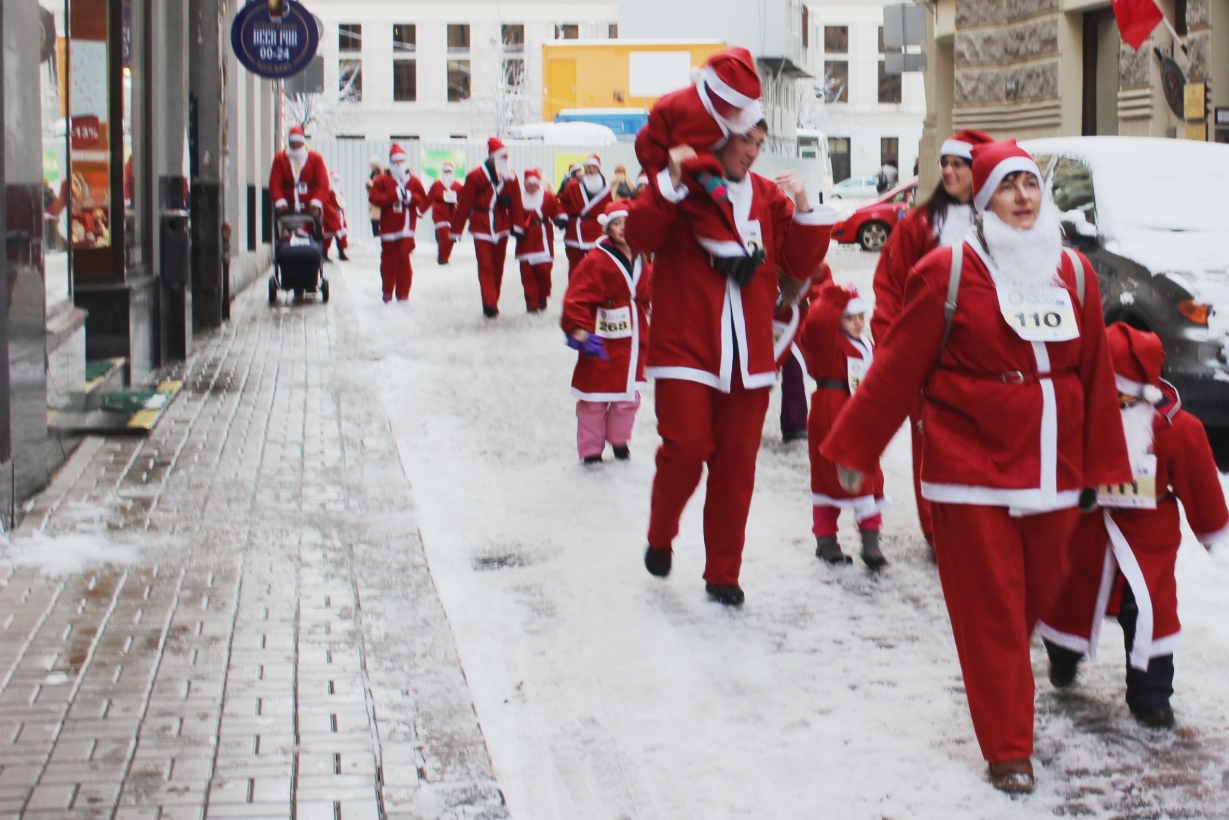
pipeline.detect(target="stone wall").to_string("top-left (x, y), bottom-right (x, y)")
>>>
top-left (953, 1), bottom-right (1060, 107)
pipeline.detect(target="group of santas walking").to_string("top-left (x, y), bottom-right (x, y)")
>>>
top-left (268, 125), bottom-right (350, 265)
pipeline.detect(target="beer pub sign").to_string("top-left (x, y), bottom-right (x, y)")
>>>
top-left (231, 0), bottom-right (319, 79)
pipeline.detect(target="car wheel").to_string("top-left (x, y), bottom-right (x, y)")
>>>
top-left (858, 221), bottom-right (890, 252)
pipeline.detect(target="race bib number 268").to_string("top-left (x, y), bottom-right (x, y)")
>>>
top-left (998, 286), bottom-right (1079, 342)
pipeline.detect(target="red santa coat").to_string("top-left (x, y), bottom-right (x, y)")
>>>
top-left (635, 84), bottom-right (726, 176)
top-left (322, 189), bottom-right (347, 238)
top-left (1040, 387), bottom-right (1229, 669)
top-left (559, 176), bottom-right (612, 250)
top-left (368, 173), bottom-right (427, 243)
top-left (801, 285), bottom-right (886, 512)
top-left (821, 240), bottom-right (1130, 509)
top-left (625, 171), bottom-right (834, 392)
top-left (515, 189), bottom-right (560, 264)
top-left (449, 161), bottom-right (524, 242)
top-left (269, 150), bottom-right (329, 212)
top-left (561, 241), bottom-right (653, 402)
top-left (425, 178), bottom-right (464, 230)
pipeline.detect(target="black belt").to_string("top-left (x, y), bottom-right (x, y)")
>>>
top-left (815, 379), bottom-right (849, 392)
top-left (946, 367), bottom-right (1076, 385)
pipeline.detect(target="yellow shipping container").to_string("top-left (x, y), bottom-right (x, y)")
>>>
top-left (542, 40), bottom-right (725, 122)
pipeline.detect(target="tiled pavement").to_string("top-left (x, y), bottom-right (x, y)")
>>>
top-left (0, 266), bottom-right (507, 819)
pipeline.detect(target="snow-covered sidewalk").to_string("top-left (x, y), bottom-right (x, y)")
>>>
top-left (343, 240), bottom-right (1229, 819)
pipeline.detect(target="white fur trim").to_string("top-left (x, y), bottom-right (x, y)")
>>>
top-left (843, 297), bottom-right (868, 316)
top-left (974, 156), bottom-right (1043, 212)
top-left (1035, 623), bottom-right (1091, 655)
top-left (793, 204), bottom-right (837, 226)
top-left (597, 209), bottom-right (628, 228)
top-left (1196, 520), bottom-right (1229, 547)
top-left (921, 482), bottom-right (1080, 511)
top-left (940, 139), bottom-right (973, 160)
top-left (584, 156), bottom-right (601, 168)
top-left (701, 65), bottom-right (756, 108)
top-left (811, 493), bottom-right (892, 520)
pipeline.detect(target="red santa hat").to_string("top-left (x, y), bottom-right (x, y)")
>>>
top-left (939, 129), bottom-right (994, 162)
top-left (288, 125), bottom-right (306, 144)
top-left (636, 173), bottom-right (648, 186)
top-left (488, 137), bottom-right (507, 156)
top-left (703, 47), bottom-right (762, 111)
top-left (584, 155), bottom-right (601, 169)
top-left (597, 198), bottom-right (631, 228)
top-left (441, 161), bottom-right (454, 172)
top-left (389, 143), bottom-right (407, 162)
top-left (971, 139), bottom-right (1042, 212)
top-left (524, 168), bottom-right (541, 182)
top-left (1107, 322), bottom-right (1166, 405)
top-left (818, 282), bottom-right (868, 317)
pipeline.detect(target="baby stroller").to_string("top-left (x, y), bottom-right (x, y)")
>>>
top-left (269, 212), bottom-right (329, 304)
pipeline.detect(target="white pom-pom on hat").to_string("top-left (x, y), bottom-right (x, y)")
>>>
top-left (1142, 384), bottom-right (1164, 405)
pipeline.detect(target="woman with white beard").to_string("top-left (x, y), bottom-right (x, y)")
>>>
top-left (819, 140), bottom-right (1131, 794)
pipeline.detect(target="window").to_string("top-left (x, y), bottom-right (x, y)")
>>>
top-left (339, 24), bottom-right (361, 52)
top-left (391, 135), bottom-right (420, 142)
top-left (556, 24), bottom-right (579, 39)
top-left (502, 24), bottom-right (524, 52)
top-left (878, 61), bottom-right (902, 103)
top-left (824, 25), bottom-right (848, 53)
top-left (609, 23), bottom-right (619, 38)
top-left (878, 25), bottom-right (885, 53)
top-left (447, 60), bottom-right (471, 101)
top-left (393, 60), bottom-right (417, 102)
top-left (802, 7), bottom-right (809, 48)
top-left (880, 137), bottom-right (899, 169)
top-left (393, 24), bottom-right (416, 53)
top-left (829, 137), bottom-right (851, 183)
top-left (1050, 157), bottom-right (1097, 224)
top-left (447, 24), bottom-right (470, 53)
top-left (339, 60), bottom-right (362, 101)
top-left (503, 58), bottom-right (525, 89)
top-left (823, 61), bottom-right (848, 103)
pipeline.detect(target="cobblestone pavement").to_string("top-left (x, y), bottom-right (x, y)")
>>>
top-left (0, 262), bottom-right (507, 819)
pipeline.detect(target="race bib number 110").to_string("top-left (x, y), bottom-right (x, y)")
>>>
top-left (998, 286), bottom-right (1079, 342)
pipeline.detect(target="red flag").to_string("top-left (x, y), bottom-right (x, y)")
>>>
top-left (1112, 0), bottom-right (1164, 49)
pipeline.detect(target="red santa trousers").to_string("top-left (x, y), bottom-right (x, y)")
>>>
top-left (565, 246), bottom-right (586, 278)
top-left (576, 397), bottom-right (640, 459)
top-left (474, 237), bottom-right (509, 310)
top-left (930, 503), bottom-right (1079, 763)
top-left (909, 395), bottom-right (934, 544)
top-left (380, 238), bottom-right (413, 301)
top-left (323, 235), bottom-right (348, 257)
top-left (520, 261), bottom-right (553, 309)
top-left (812, 506), bottom-right (881, 538)
top-left (647, 374), bottom-right (771, 586)
top-left (435, 228), bottom-right (455, 263)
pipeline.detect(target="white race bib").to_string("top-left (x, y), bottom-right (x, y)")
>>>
top-left (998, 286), bottom-right (1079, 342)
top-left (1098, 454), bottom-right (1158, 509)
top-left (847, 357), bottom-right (866, 393)
top-left (443, 191), bottom-right (458, 204)
top-left (740, 220), bottom-right (764, 254)
top-left (772, 320), bottom-right (789, 344)
top-left (595, 306), bottom-right (633, 339)
top-left (297, 182), bottom-right (309, 195)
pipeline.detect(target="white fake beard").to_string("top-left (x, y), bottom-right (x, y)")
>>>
top-left (583, 173), bottom-right (605, 195)
top-left (288, 146), bottom-right (307, 164)
top-left (1120, 401), bottom-right (1157, 475)
top-left (522, 187), bottom-right (544, 212)
top-left (980, 199), bottom-right (1063, 289)
top-left (494, 155), bottom-right (513, 181)
top-left (390, 161), bottom-right (410, 183)
top-left (937, 203), bottom-right (973, 248)
top-left (441, 172), bottom-right (454, 187)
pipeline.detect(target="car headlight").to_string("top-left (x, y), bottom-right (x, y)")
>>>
top-left (1177, 299), bottom-right (1211, 326)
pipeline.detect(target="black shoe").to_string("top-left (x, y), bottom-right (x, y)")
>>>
top-left (860, 531), bottom-right (888, 570)
top-left (1130, 703), bottom-right (1175, 728)
top-left (438, 258), bottom-right (448, 265)
top-left (987, 759), bottom-right (1035, 794)
top-left (782, 429), bottom-right (807, 442)
top-left (338, 251), bottom-right (350, 261)
top-left (644, 546), bottom-right (672, 577)
top-left (539, 299), bottom-right (548, 311)
top-left (482, 305), bottom-right (499, 318)
top-left (815, 536), bottom-right (852, 565)
top-left (1044, 640), bottom-right (1082, 689)
top-left (527, 306), bottom-right (541, 314)
top-left (612, 445), bottom-right (630, 460)
top-left (323, 253), bottom-right (333, 263)
top-left (705, 584), bottom-right (745, 606)
top-left (582, 455), bottom-right (603, 464)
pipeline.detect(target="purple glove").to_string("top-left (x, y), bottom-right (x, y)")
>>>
top-left (566, 334), bottom-right (609, 361)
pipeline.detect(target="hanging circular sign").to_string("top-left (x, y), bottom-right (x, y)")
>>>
top-left (1159, 56), bottom-right (1186, 120)
top-left (231, 0), bottom-right (319, 79)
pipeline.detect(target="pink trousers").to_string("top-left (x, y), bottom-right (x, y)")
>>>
top-left (576, 397), bottom-right (640, 458)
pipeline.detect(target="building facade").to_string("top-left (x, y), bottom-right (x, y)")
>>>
top-left (918, 0), bottom-right (1228, 190)
top-left (307, 1), bottom-right (619, 141)
top-left (802, 1), bottom-right (927, 182)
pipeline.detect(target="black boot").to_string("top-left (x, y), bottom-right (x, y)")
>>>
top-left (644, 546), bottom-right (672, 577)
top-left (582, 455), bottom-right (602, 465)
top-left (782, 429), bottom-right (807, 443)
top-left (612, 445), bottom-right (630, 460)
top-left (483, 305), bottom-right (499, 318)
top-left (539, 298), bottom-right (548, 311)
top-left (338, 250), bottom-right (350, 261)
top-left (705, 583), bottom-right (745, 606)
top-left (1119, 583), bottom-right (1176, 727)
top-left (1130, 703), bottom-right (1175, 728)
top-left (816, 536), bottom-right (851, 565)
top-left (1043, 639), bottom-right (1082, 688)
top-left (860, 530), bottom-right (888, 570)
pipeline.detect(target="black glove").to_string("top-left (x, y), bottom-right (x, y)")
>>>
top-left (554, 216), bottom-right (569, 230)
top-left (497, 194), bottom-right (513, 207)
top-left (1078, 488), bottom-right (1098, 513)
top-left (711, 248), bottom-right (767, 287)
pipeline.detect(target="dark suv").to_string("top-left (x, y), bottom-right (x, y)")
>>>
top-left (1022, 137), bottom-right (1229, 427)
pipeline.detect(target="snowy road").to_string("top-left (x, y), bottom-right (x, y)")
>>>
top-left (337, 237), bottom-right (1229, 819)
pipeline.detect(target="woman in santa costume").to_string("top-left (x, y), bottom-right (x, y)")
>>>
top-left (515, 168), bottom-right (560, 313)
top-left (269, 125), bottom-right (328, 215)
top-left (561, 200), bottom-right (652, 463)
top-left (871, 129), bottom-right (993, 547)
top-left (629, 120), bottom-right (835, 607)
top-left (559, 155), bottom-right (612, 277)
top-left (635, 47), bottom-right (770, 283)
top-left (424, 162), bottom-right (463, 265)
top-left (820, 139), bottom-right (1130, 793)
top-left (801, 282), bottom-right (889, 569)
top-left (450, 138), bottom-right (525, 317)
top-left (368, 144), bottom-right (426, 302)
top-left (1039, 323), bottom-right (1229, 728)
top-left (322, 170), bottom-right (350, 262)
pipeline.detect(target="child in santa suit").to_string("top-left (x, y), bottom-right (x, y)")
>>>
top-left (367, 144), bottom-right (426, 302)
top-left (515, 168), bottom-right (560, 313)
top-left (801, 282), bottom-right (889, 569)
top-left (559, 155), bottom-right (612, 277)
top-left (1039, 323), bottom-right (1229, 727)
top-left (560, 200), bottom-right (652, 464)
top-left (425, 161), bottom-right (463, 265)
top-left (635, 47), bottom-right (768, 280)
top-left (322, 170), bottom-right (350, 262)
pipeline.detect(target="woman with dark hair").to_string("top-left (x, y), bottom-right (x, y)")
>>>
top-left (868, 129), bottom-right (993, 546)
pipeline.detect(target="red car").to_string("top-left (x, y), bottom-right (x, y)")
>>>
top-left (830, 178), bottom-right (918, 251)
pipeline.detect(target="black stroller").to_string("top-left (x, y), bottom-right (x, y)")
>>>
top-left (269, 212), bottom-right (329, 304)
